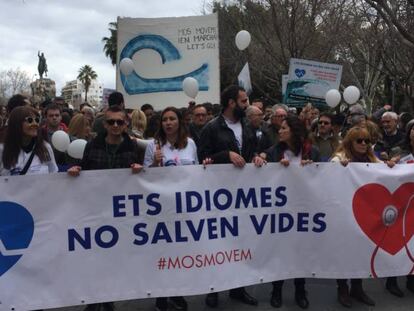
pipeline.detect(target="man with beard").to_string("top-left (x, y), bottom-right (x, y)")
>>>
top-left (198, 85), bottom-right (258, 307)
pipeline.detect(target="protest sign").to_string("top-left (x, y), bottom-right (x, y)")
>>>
top-left (284, 58), bottom-right (342, 107)
top-left (116, 14), bottom-right (220, 110)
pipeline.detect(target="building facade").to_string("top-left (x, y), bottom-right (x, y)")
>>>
top-left (61, 79), bottom-right (103, 109)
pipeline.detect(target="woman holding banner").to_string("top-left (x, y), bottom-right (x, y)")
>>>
top-left (144, 106), bottom-right (198, 311)
top-left (331, 126), bottom-right (395, 307)
top-left (263, 114), bottom-right (319, 309)
top-left (0, 106), bottom-right (57, 176)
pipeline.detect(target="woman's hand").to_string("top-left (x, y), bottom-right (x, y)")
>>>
top-left (131, 163), bottom-right (143, 174)
top-left (203, 157), bottom-right (214, 168)
top-left (153, 142), bottom-right (163, 167)
top-left (67, 166), bottom-right (81, 177)
top-left (385, 159), bottom-right (396, 168)
top-left (390, 155), bottom-right (400, 163)
top-left (340, 159), bottom-right (349, 167)
top-left (300, 159), bottom-right (313, 166)
top-left (280, 158), bottom-right (290, 167)
top-left (253, 155), bottom-right (267, 167)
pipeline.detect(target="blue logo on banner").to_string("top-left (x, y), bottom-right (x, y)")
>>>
top-left (120, 34), bottom-right (209, 95)
top-left (0, 201), bottom-right (34, 277)
top-left (295, 69), bottom-right (306, 78)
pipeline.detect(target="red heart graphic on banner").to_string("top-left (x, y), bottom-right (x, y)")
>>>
top-left (352, 183), bottom-right (414, 255)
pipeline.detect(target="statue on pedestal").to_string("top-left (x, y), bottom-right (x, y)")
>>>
top-left (38, 51), bottom-right (48, 79)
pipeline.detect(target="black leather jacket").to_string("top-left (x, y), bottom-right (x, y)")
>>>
top-left (198, 114), bottom-right (257, 164)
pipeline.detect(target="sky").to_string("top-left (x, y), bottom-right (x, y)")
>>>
top-left (0, 0), bottom-right (208, 93)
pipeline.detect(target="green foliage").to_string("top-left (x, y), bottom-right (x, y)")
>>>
top-left (102, 22), bottom-right (117, 66)
top-left (77, 65), bottom-right (97, 102)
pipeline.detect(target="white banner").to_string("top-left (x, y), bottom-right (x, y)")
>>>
top-left (1, 163), bottom-right (414, 310)
top-left (116, 14), bottom-right (220, 110)
top-left (285, 58), bottom-right (342, 107)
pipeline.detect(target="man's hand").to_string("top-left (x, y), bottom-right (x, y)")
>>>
top-left (229, 151), bottom-right (246, 168)
top-left (131, 163), bottom-right (143, 174)
top-left (202, 157), bottom-right (214, 168)
top-left (67, 166), bottom-right (81, 177)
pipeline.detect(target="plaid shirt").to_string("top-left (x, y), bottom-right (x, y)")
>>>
top-left (80, 132), bottom-right (144, 170)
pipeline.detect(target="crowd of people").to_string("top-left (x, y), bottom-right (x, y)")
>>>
top-left (1, 86), bottom-right (414, 311)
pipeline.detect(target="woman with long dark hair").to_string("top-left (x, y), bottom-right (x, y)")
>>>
top-left (0, 106), bottom-right (57, 175)
top-left (144, 106), bottom-right (197, 167)
top-left (264, 114), bottom-right (320, 309)
top-left (144, 107), bottom-right (197, 311)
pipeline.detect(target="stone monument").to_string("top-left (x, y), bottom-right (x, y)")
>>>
top-left (31, 51), bottom-right (56, 104)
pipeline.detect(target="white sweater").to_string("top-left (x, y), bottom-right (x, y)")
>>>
top-left (0, 142), bottom-right (58, 176)
top-left (144, 138), bottom-right (198, 167)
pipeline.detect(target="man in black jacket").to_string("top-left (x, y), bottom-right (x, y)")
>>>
top-left (67, 105), bottom-right (143, 311)
top-left (198, 85), bottom-right (259, 308)
top-left (198, 85), bottom-right (257, 167)
top-left (69, 105), bottom-right (144, 174)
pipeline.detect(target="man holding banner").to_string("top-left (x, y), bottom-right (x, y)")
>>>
top-left (67, 105), bottom-right (144, 311)
top-left (198, 85), bottom-right (259, 307)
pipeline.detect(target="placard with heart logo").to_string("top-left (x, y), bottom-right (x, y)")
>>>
top-left (0, 201), bottom-right (34, 277)
top-left (352, 183), bottom-right (414, 255)
top-left (295, 68), bottom-right (306, 78)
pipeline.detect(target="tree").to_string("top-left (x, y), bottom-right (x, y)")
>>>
top-left (213, 0), bottom-right (353, 103)
top-left (102, 22), bottom-right (117, 66)
top-left (364, 0), bottom-right (414, 48)
top-left (77, 65), bottom-right (97, 102)
top-left (359, 0), bottom-right (414, 110)
top-left (0, 68), bottom-right (31, 103)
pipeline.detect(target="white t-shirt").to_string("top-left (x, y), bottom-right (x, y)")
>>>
top-left (144, 138), bottom-right (198, 167)
top-left (0, 142), bottom-right (58, 176)
top-left (224, 118), bottom-right (242, 152)
top-left (283, 150), bottom-right (302, 164)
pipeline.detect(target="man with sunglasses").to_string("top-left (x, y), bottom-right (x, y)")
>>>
top-left (198, 85), bottom-right (259, 308)
top-left (67, 106), bottom-right (144, 311)
top-left (310, 112), bottom-right (339, 162)
top-left (68, 105), bottom-right (144, 175)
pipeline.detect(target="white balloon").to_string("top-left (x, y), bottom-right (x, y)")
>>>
top-left (325, 89), bottom-right (341, 108)
top-left (67, 139), bottom-right (87, 159)
top-left (119, 58), bottom-right (134, 75)
top-left (235, 30), bottom-right (251, 51)
top-left (182, 77), bottom-right (199, 99)
top-left (51, 130), bottom-right (70, 152)
top-left (343, 86), bottom-right (360, 105)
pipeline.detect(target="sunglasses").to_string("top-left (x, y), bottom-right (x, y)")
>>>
top-left (194, 113), bottom-right (207, 118)
top-left (318, 121), bottom-right (331, 125)
top-left (106, 119), bottom-right (125, 126)
top-left (355, 138), bottom-right (371, 144)
top-left (24, 116), bottom-right (40, 124)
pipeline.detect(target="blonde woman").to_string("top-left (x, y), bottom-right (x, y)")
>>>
top-left (68, 114), bottom-right (92, 141)
top-left (130, 109), bottom-right (147, 139)
top-left (331, 127), bottom-right (394, 308)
